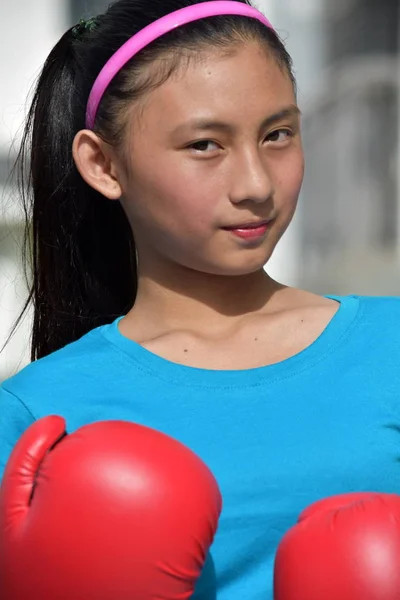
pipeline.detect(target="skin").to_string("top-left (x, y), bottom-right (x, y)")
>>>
top-left (73, 41), bottom-right (338, 370)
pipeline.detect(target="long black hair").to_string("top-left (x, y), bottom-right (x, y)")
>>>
top-left (12, 0), bottom-right (295, 361)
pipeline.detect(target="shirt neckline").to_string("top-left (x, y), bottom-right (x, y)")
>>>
top-left (100, 295), bottom-right (361, 388)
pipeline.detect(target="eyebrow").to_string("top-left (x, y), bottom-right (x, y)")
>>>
top-left (172, 105), bottom-right (301, 135)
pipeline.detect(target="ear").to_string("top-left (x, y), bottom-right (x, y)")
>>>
top-left (72, 130), bottom-right (122, 200)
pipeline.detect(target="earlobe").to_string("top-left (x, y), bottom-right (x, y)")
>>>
top-left (72, 130), bottom-right (122, 200)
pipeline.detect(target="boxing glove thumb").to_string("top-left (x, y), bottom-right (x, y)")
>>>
top-left (274, 492), bottom-right (400, 600)
top-left (0, 415), bottom-right (66, 528)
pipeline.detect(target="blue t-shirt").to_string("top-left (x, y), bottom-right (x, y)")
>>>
top-left (1, 294), bottom-right (400, 599)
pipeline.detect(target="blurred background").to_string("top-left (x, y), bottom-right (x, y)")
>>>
top-left (0, 0), bottom-right (399, 379)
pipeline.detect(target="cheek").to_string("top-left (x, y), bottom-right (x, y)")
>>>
top-left (158, 157), bottom-right (224, 216)
top-left (127, 165), bottom-right (218, 236)
top-left (274, 151), bottom-right (304, 200)
top-left (164, 195), bottom-right (218, 243)
top-left (160, 176), bottom-right (217, 222)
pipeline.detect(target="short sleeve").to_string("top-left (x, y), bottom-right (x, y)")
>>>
top-left (0, 385), bottom-right (35, 483)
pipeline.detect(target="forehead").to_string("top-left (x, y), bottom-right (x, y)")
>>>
top-left (134, 42), bottom-right (295, 130)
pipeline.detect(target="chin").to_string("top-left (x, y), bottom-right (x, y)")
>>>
top-left (221, 264), bottom-right (267, 277)
top-left (201, 257), bottom-right (270, 278)
top-left (225, 250), bottom-right (274, 277)
top-left (178, 245), bottom-right (273, 277)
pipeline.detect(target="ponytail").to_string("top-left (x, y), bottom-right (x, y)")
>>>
top-left (16, 28), bottom-right (136, 361)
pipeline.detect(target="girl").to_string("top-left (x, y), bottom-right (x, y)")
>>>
top-left (1, 0), bottom-right (400, 598)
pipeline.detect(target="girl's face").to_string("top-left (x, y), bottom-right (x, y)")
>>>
top-left (118, 41), bottom-right (304, 277)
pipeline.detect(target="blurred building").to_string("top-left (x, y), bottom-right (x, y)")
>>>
top-left (300, 0), bottom-right (400, 295)
top-left (0, 0), bottom-right (399, 378)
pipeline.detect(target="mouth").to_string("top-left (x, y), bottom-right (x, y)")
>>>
top-left (221, 219), bottom-right (272, 240)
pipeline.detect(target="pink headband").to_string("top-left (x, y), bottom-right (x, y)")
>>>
top-left (85, 1), bottom-right (274, 129)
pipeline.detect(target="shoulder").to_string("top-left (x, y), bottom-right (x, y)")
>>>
top-left (334, 294), bottom-right (400, 353)
top-left (345, 294), bottom-right (400, 325)
top-left (1, 321), bottom-right (120, 417)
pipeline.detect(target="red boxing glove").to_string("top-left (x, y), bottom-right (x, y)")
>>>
top-left (274, 492), bottom-right (400, 600)
top-left (0, 416), bottom-right (222, 600)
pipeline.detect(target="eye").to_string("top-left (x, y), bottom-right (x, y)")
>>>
top-left (265, 128), bottom-right (293, 144)
top-left (188, 140), bottom-right (221, 153)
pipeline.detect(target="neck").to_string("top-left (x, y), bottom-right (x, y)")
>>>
top-left (127, 261), bottom-right (285, 337)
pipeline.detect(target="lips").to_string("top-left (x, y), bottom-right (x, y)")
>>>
top-left (222, 219), bottom-right (272, 240)
top-left (222, 220), bottom-right (270, 230)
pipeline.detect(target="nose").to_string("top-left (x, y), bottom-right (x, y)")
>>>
top-left (228, 148), bottom-right (273, 205)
